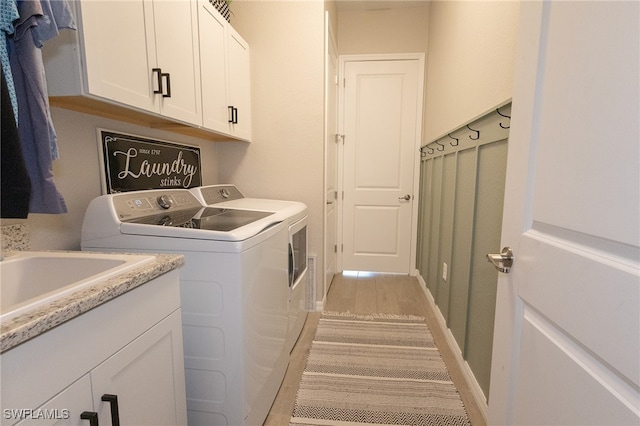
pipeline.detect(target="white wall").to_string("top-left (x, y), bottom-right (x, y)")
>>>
top-left (217, 1), bottom-right (326, 302)
top-left (424, 1), bottom-right (520, 142)
top-left (25, 108), bottom-right (219, 250)
top-left (337, 5), bottom-right (430, 55)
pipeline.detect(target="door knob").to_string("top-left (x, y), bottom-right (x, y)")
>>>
top-left (399, 194), bottom-right (411, 201)
top-left (486, 247), bottom-right (514, 273)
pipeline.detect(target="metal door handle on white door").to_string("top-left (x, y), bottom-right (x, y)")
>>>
top-left (486, 247), bottom-right (514, 273)
top-left (399, 194), bottom-right (411, 201)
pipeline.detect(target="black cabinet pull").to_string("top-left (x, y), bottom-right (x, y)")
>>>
top-left (101, 394), bottom-right (121, 426)
top-left (228, 106), bottom-right (238, 124)
top-left (162, 73), bottom-right (171, 98)
top-left (152, 68), bottom-right (163, 95)
top-left (80, 411), bottom-right (99, 426)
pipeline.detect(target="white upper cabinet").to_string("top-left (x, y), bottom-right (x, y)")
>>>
top-left (227, 26), bottom-right (252, 141)
top-left (198, 2), bottom-right (230, 132)
top-left (44, 0), bottom-right (252, 141)
top-left (80, 0), bottom-right (201, 126)
top-left (151, 0), bottom-right (202, 126)
top-left (198, 0), bottom-right (252, 141)
top-left (80, 0), bottom-right (158, 114)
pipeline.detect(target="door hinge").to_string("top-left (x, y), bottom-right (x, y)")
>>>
top-left (334, 245), bottom-right (337, 253)
top-left (343, 78), bottom-right (346, 88)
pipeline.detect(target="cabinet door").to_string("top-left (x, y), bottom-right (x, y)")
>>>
top-left (79, 0), bottom-right (159, 114)
top-left (13, 376), bottom-right (93, 426)
top-left (153, 0), bottom-right (202, 126)
top-left (227, 27), bottom-right (252, 141)
top-left (198, 0), bottom-right (231, 133)
top-left (90, 311), bottom-right (187, 426)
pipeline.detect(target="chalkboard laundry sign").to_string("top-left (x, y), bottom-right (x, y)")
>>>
top-left (100, 130), bottom-right (202, 193)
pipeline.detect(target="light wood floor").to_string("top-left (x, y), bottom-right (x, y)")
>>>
top-left (264, 272), bottom-right (487, 426)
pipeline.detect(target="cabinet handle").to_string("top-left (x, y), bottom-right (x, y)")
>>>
top-left (152, 68), bottom-right (163, 95)
top-left (162, 72), bottom-right (171, 98)
top-left (228, 106), bottom-right (238, 124)
top-left (101, 394), bottom-right (121, 426)
top-left (80, 411), bottom-right (99, 426)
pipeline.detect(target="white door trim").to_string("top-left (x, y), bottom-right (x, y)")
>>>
top-left (337, 53), bottom-right (424, 275)
top-left (323, 10), bottom-right (339, 308)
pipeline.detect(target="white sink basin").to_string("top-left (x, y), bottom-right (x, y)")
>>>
top-left (0, 251), bottom-right (155, 322)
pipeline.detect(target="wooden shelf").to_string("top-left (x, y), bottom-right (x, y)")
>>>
top-left (50, 96), bottom-right (248, 143)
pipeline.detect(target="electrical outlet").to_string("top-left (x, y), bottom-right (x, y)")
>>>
top-left (442, 262), bottom-right (448, 281)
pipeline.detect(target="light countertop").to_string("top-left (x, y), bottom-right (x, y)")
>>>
top-left (0, 252), bottom-right (184, 353)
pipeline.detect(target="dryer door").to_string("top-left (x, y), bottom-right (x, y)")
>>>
top-left (288, 216), bottom-right (308, 289)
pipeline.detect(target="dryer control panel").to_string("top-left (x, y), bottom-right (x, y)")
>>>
top-left (199, 185), bottom-right (244, 205)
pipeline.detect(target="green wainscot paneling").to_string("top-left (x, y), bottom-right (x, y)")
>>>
top-left (416, 105), bottom-right (510, 401)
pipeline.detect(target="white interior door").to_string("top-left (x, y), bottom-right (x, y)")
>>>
top-left (341, 56), bottom-right (423, 274)
top-left (324, 12), bottom-right (338, 301)
top-left (488, 2), bottom-right (640, 424)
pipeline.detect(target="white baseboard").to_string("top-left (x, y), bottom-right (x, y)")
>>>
top-left (416, 274), bottom-right (489, 423)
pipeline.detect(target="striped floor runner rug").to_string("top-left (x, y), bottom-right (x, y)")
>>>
top-left (290, 312), bottom-right (471, 426)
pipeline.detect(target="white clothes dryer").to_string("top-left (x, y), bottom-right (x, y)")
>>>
top-left (190, 185), bottom-right (309, 354)
top-left (81, 189), bottom-right (289, 426)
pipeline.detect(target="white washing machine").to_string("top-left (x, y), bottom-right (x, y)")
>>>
top-left (81, 189), bottom-right (290, 426)
top-left (190, 185), bottom-right (309, 354)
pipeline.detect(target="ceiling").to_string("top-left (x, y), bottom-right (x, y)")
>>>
top-left (335, 0), bottom-right (430, 12)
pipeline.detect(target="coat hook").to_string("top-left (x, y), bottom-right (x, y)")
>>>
top-left (434, 141), bottom-right (445, 151)
top-left (447, 133), bottom-right (459, 146)
top-left (496, 107), bottom-right (511, 129)
top-left (467, 124), bottom-right (480, 140)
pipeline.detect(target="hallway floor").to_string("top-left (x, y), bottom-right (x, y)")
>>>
top-left (264, 272), bottom-right (487, 425)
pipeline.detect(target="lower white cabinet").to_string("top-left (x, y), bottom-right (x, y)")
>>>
top-left (91, 311), bottom-right (185, 426)
top-left (14, 376), bottom-right (93, 426)
top-left (1, 271), bottom-right (187, 426)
